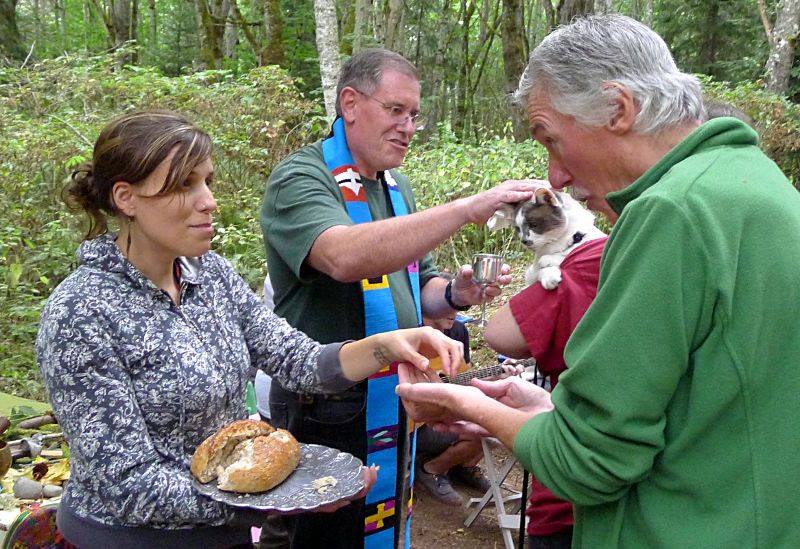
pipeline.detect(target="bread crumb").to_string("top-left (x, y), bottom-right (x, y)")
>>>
top-left (311, 476), bottom-right (337, 494)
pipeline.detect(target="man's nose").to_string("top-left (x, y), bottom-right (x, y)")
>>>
top-left (548, 161), bottom-right (571, 190)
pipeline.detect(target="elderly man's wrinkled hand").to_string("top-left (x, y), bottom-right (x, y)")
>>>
top-left (462, 179), bottom-right (549, 225)
top-left (469, 376), bottom-right (554, 414)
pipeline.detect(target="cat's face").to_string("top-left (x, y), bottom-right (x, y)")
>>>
top-left (514, 188), bottom-right (576, 250)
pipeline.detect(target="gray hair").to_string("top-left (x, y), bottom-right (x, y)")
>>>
top-left (335, 49), bottom-right (419, 116)
top-left (515, 14), bottom-right (705, 134)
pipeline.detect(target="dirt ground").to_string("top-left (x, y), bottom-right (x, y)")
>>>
top-left (410, 446), bottom-right (528, 549)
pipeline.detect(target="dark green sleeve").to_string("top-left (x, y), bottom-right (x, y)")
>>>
top-left (513, 195), bottom-right (713, 505)
top-left (260, 155), bottom-right (353, 282)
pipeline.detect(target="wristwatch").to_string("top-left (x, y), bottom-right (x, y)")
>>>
top-left (444, 279), bottom-right (471, 311)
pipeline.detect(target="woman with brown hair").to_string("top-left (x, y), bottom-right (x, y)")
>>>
top-left (35, 110), bottom-right (462, 549)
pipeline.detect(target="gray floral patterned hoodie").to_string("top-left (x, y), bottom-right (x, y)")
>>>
top-left (36, 234), bottom-right (352, 530)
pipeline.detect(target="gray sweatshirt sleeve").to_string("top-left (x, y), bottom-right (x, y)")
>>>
top-left (217, 257), bottom-right (358, 394)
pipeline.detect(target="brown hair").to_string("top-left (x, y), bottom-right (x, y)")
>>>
top-left (65, 110), bottom-right (212, 239)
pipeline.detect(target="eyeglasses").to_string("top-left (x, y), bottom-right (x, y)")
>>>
top-left (355, 89), bottom-right (425, 130)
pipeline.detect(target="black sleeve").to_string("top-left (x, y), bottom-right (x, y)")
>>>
top-left (444, 320), bottom-right (471, 365)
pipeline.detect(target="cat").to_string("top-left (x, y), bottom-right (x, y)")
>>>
top-left (487, 187), bottom-right (606, 289)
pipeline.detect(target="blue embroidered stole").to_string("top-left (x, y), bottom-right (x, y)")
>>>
top-left (322, 117), bottom-right (421, 549)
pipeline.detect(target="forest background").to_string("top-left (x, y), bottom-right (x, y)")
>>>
top-left (1, 0), bottom-right (800, 400)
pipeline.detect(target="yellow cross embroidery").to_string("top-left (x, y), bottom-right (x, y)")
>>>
top-left (365, 502), bottom-right (395, 529)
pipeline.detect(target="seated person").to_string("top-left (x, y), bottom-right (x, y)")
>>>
top-left (415, 313), bottom-right (490, 505)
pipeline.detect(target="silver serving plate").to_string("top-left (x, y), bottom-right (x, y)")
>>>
top-left (193, 443), bottom-right (365, 512)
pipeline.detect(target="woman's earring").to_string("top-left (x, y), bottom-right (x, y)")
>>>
top-left (126, 215), bottom-right (134, 255)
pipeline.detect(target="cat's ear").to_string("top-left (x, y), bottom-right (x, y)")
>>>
top-left (534, 187), bottom-right (561, 207)
top-left (486, 203), bottom-right (518, 231)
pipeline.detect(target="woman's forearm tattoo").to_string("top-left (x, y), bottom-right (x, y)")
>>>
top-left (373, 346), bottom-right (391, 365)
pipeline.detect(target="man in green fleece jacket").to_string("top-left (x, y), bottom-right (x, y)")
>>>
top-left (397, 14), bottom-right (800, 548)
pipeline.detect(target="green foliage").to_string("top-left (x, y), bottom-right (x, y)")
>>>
top-left (701, 77), bottom-right (800, 184)
top-left (657, 0), bottom-right (769, 83)
top-left (404, 130), bottom-right (548, 270)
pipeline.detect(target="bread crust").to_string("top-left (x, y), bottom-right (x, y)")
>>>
top-left (190, 419), bottom-right (275, 483)
top-left (217, 429), bottom-right (301, 493)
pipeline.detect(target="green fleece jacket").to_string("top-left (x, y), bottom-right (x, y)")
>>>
top-left (513, 118), bottom-right (800, 548)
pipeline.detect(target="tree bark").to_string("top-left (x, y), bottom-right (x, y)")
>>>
top-left (223, 0), bottom-right (238, 60)
top-left (373, 0), bottom-right (385, 42)
top-left (765, 0), bottom-right (800, 94)
top-left (541, 0), bottom-right (555, 31)
top-left (147, 0), bottom-right (156, 51)
top-left (195, 0), bottom-right (226, 69)
top-left (111, 0), bottom-right (138, 64)
top-left (698, 0), bottom-right (719, 76)
top-left (353, 0), bottom-right (370, 52)
top-left (599, 0), bottom-right (613, 13)
top-left (557, 0), bottom-right (594, 25)
top-left (383, 0), bottom-right (403, 50)
top-left (315, 0), bottom-right (341, 118)
top-left (0, 0), bottom-right (26, 60)
top-left (501, 0), bottom-right (528, 140)
top-left (263, 0), bottom-right (284, 64)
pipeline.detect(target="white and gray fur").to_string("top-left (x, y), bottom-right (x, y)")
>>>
top-left (488, 188), bottom-right (605, 289)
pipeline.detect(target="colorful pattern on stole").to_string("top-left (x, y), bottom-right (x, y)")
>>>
top-left (322, 117), bottom-right (422, 549)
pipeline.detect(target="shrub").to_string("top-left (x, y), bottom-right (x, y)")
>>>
top-left (404, 130), bottom-right (548, 270)
top-left (701, 76), bottom-right (800, 185)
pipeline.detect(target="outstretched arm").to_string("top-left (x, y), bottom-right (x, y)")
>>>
top-left (307, 180), bottom-right (539, 282)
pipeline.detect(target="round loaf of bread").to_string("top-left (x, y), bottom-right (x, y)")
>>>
top-left (191, 419), bottom-right (275, 483)
top-left (217, 429), bottom-right (301, 493)
top-left (191, 419), bottom-right (301, 493)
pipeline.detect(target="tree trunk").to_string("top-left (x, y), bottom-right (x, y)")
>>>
top-left (373, 0), bottom-right (385, 42)
top-left (501, 0), bottom-right (528, 140)
top-left (454, 0), bottom-right (472, 137)
top-left (263, 0), bottom-right (284, 64)
top-left (644, 0), bottom-right (652, 25)
top-left (353, 0), bottom-right (370, 52)
top-left (315, 0), bottom-right (341, 118)
top-left (111, 0), bottom-right (138, 64)
top-left (56, 0), bottom-right (67, 50)
top-left (697, 0), bottom-right (718, 76)
top-left (83, 0), bottom-right (91, 49)
top-left (599, 0), bottom-right (613, 13)
top-left (383, 0), bottom-right (403, 50)
top-left (90, 0), bottom-right (116, 48)
top-left (0, 0), bottom-right (26, 60)
top-left (541, 0), bottom-right (555, 31)
top-left (557, 0), bottom-right (594, 25)
top-left (195, 0), bottom-right (224, 69)
top-left (765, 0), bottom-right (800, 94)
top-left (223, 0), bottom-right (238, 60)
top-left (147, 0), bottom-right (156, 51)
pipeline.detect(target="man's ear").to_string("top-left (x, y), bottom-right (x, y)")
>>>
top-left (486, 203), bottom-right (519, 231)
top-left (603, 82), bottom-right (637, 134)
top-left (339, 87), bottom-right (360, 123)
top-left (111, 181), bottom-right (135, 217)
